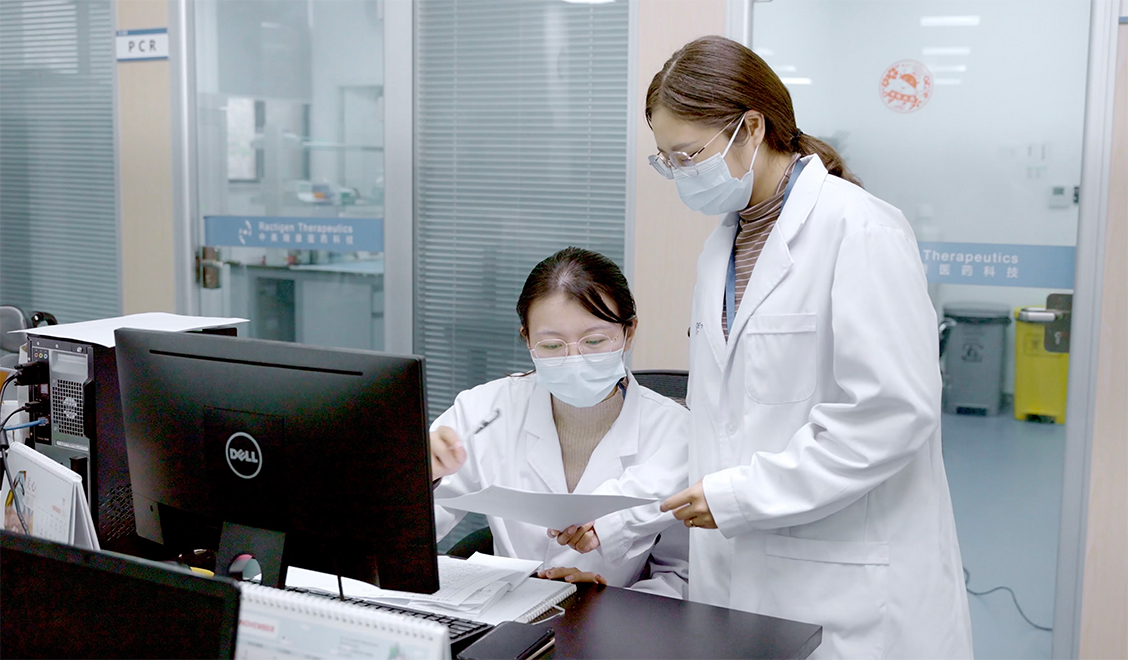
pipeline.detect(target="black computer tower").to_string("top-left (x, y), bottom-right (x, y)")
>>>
top-left (23, 335), bottom-right (137, 552)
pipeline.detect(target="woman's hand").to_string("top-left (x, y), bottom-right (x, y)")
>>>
top-left (547, 522), bottom-right (600, 553)
top-left (537, 566), bottom-right (607, 585)
top-left (430, 426), bottom-right (467, 479)
top-left (661, 480), bottom-right (718, 529)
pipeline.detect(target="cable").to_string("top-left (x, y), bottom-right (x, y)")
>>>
top-left (964, 567), bottom-right (1052, 632)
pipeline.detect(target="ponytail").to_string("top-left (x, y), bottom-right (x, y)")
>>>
top-left (795, 133), bottom-right (862, 187)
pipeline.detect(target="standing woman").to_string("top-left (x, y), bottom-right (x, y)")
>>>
top-left (574, 36), bottom-right (973, 658)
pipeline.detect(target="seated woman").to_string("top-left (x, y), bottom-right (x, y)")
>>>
top-left (430, 247), bottom-right (689, 597)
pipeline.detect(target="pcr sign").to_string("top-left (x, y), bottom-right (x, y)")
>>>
top-left (116, 29), bottom-right (168, 62)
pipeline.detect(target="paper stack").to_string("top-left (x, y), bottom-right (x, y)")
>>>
top-left (287, 553), bottom-right (543, 620)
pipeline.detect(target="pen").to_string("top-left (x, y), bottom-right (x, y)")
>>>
top-left (469, 408), bottom-right (501, 439)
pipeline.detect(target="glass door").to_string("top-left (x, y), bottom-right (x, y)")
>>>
top-left (751, 2), bottom-right (1090, 657)
top-left (191, 0), bottom-right (387, 351)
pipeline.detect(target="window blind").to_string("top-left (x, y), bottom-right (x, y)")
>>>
top-left (0, 0), bottom-right (120, 323)
top-left (415, 0), bottom-right (629, 419)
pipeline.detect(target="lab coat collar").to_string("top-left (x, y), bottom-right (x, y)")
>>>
top-left (524, 372), bottom-right (642, 494)
top-left (704, 155), bottom-right (828, 364)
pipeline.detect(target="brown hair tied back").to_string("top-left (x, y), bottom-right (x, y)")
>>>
top-left (516, 247), bottom-right (636, 340)
top-left (646, 36), bottom-right (862, 188)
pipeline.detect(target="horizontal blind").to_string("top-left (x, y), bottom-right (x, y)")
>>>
top-left (0, 0), bottom-right (120, 323)
top-left (415, 0), bottom-right (629, 419)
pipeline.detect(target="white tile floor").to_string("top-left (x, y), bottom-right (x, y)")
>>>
top-left (437, 411), bottom-right (1067, 659)
top-left (943, 410), bottom-right (1065, 659)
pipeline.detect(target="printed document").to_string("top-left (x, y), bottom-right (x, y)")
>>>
top-left (433, 485), bottom-right (656, 530)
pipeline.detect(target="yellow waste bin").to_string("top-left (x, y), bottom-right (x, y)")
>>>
top-left (1014, 307), bottom-right (1069, 423)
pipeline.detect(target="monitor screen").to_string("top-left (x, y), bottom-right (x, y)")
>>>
top-left (0, 530), bottom-right (240, 659)
top-left (114, 329), bottom-right (440, 594)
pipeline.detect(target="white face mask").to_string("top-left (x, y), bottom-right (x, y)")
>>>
top-left (673, 123), bottom-right (760, 216)
top-left (532, 350), bottom-right (626, 408)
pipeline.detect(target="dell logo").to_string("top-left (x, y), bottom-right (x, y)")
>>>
top-left (225, 432), bottom-right (263, 479)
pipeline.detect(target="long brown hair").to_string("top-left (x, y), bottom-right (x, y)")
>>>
top-left (646, 35), bottom-right (862, 187)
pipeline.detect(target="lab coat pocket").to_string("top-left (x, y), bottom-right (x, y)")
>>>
top-left (762, 535), bottom-right (889, 660)
top-left (742, 313), bottom-right (817, 404)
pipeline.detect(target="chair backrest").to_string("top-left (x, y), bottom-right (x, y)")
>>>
top-left (0, 305), bottom-right (29, 354)
top-left (632, 369), bottom-right (689, 407)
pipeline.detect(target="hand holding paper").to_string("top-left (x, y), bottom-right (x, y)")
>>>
top-left (549, 522), bottom-right (600, 553)
top-left (433, 485), bottom-right (655, 530)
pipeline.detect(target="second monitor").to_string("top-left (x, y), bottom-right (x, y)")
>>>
top-left (114, 329), bottom-right (440, 594)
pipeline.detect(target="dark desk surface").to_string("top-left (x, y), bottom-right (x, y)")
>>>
top-left (542, 584), bottom-right (821, 660)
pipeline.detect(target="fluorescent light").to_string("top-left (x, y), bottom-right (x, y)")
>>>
top-left (923, 47), bottom-right (971, 56)
top-left (757, 48), bottom-right (775, 57)
top-left (780, 77), bottom-right (812, 85)
top-left (921, 16), bottom-right (980, 27)
top-left (934, 78), bottom-right (962, 85)
top-left (260, 21), bottom-right (281, 29)
top-left (561, 0), bottom-right (615, 3)
top-left (931, 65), bottom-right (968, 73)
top-left (775, 65), bottom-right (798, 73)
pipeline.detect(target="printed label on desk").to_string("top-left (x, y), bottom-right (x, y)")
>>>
top-left (204, 216), bottom-right (383, 253)
top-left (918, 242), bottom-right (1075, 289)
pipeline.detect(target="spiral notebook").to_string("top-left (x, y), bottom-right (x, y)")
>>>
top-left (285, 563), bottom-right (575, 625)
top-left (236, 582), bottom-right (450, 660)
top-left (477, 577), bottom-right (576, 625)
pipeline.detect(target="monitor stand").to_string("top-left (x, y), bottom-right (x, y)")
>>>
top-left (216, 522), bottom-right (286, 587)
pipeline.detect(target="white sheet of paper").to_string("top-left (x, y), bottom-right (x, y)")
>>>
top-left (434, 485), bottom-right (656, 530)
top-left (8, 312), bottom-right (248, 347)
top-left (466, 552), bottom-right (542, 588)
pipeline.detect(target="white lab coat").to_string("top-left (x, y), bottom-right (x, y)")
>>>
top-left (686, 155), bottom-right (973, 658)
top-left (431, 372), bottom-right (690, 599)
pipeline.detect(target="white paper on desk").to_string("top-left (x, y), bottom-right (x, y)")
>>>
top-left (466, 553), bottom-right (541, 588)
top-left (8, 312), bottom-right (248, 348)
top-left (434, 485), bottom-right (656, 530)
top-left (287, 556), bottom-right (518, 609)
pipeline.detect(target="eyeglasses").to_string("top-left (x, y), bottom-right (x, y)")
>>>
top-left (648, 114), bottom-right (745, 180)
top-left (530, 334), bottom-right (623, 366)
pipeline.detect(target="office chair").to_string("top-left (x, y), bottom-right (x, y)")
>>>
top-left (1, 306), bottom-right (58, 369)
top-left (632, 370), bottom-right (688, 407)
top-left (446, 526), bottom-right (494, 558)
top-left (1, 306), bottom-right (30, 370)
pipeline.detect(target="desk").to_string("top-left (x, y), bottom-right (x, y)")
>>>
top-left (541, 584), bottom-right (821, 659)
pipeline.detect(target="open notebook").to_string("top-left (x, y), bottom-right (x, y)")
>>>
top-left (1, 442), bottom-right (97, 550)
top-left (286, 557), bottom-right (575, 626)
top-left (237, 582), bottom-right (450, 660)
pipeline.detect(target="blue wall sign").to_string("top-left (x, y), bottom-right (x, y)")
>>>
top-left (917, 242), bottom-right (1075, 289)
top-left (205, 216), bottom-right (383, 253)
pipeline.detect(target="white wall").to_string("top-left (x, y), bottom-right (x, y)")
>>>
top-left (752, 0), bottom-right (1091, 392)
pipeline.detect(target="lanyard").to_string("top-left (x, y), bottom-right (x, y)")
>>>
top-left (725, 157), bottom-right (808, 336)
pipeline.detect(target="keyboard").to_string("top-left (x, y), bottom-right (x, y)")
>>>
top-left (287, 587), bottom-right (494, 652)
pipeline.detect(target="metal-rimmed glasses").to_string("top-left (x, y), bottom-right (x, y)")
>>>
top-left (530, 334), bottom-right (623, 367)
top-left (648, 113), bottom-right (745, 180)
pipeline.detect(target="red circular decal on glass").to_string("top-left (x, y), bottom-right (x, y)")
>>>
top-left (879, 60), bottom-right (933, 114)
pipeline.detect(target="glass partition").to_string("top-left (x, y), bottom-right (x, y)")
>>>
top-left (193, 0), bottom-right (386, 351)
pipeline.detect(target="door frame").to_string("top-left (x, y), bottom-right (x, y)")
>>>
top-left (169, 0), bottom-right (198, 316)
top-left (1053, 0), bottom-right (1122, 656)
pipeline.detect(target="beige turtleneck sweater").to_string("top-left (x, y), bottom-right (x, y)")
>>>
top-left (551, 386), bottom-right (625, 493)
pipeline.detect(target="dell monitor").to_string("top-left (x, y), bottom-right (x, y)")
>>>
top-left (1, 529), bottom-right (241, 659)
top-left (114, 329), bottom-right (440, 594)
